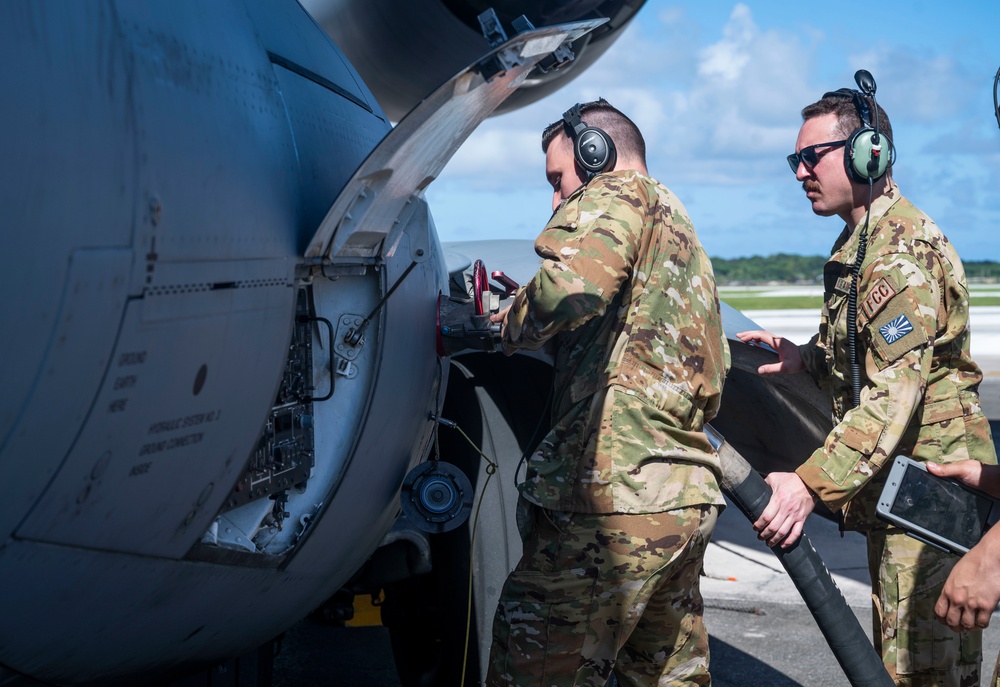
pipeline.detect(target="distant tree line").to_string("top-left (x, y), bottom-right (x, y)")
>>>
top-left (965, 260), bottom-right (1000, 281)
top-left (711, 254), bottom-right (1000, 284)
top-left (711, 254), bottom-right (827, 284)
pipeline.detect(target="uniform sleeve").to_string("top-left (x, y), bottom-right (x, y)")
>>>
top-left (702, 335), bottom-right (731, 423)
top-left (796, 254), bottom-right (939, 510)
top-left (502, 180), bottom-right (643, 353)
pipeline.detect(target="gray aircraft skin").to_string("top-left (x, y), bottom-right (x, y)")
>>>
top-left (0, 2), bottom-right (612, 685)
top-left (0, 2), bottom-right (835, 686)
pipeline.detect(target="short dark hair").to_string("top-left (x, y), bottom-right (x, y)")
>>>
top-left (542, 98), bottom-right (646, 166)
top-left (801, 91), bottom-right (894, 175)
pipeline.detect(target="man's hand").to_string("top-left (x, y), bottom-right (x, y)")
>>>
top-left (927, 460), bottom-right (1000, 496)
top-left (490, 305), bottom-right (510, 326)
top-left (935, 526), bottom-right (1000, 631)
top-left (753, 472), bottom-right (817, 548)
top-left (929, 460), bottom-right (1000, 631)
top-left (736, 330), bottom-right (805, 375)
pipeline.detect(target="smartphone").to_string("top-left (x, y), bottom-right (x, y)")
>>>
top-left (876, 456), bottom-right (1000, 555)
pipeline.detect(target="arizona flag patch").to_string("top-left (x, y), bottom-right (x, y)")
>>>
top-left (879, 314), bottom-right (914, 344)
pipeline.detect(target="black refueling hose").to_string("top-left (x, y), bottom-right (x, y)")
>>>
top-left (706, 425), bottom-right (893, 687)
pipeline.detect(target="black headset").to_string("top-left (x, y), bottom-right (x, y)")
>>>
top-left (562, 104), bottom-right (617, 180)
top-left (824, 71), bottom-right (896, 407)
top-left (823, 70), bottom-right (895, 184)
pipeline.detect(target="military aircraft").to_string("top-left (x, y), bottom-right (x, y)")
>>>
top-left (0, 1), bottom-right (840, 686)
top-left (0, 1), bottom-right (643, 686)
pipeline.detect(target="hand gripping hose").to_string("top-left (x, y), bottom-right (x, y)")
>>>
top-left (706, 425), bottom-right (893, 687)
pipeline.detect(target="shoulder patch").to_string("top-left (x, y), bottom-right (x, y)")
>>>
top-left (859, 277), bottom-right (897, 322)
top-left (866, 290), bottom-right (928, 366)
top-left (878, 313), bottom-right (914, 344)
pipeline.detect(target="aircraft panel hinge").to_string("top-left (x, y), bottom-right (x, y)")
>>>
top-left (335, 314), bottom-right (366, 360)
top-left (296, 256), bottom-right (378, 282)
top-left (477, 11), bottom-right (576, 80)
top-left (478, 8), bottom-right (508, 49)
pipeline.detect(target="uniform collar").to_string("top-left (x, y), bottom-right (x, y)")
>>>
top-left (831, 180), bottom-right (902, 262)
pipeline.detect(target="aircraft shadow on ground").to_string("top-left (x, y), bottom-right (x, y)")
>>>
top-left (709, 636), bottom-right (804, 687)
top-left (280, 621), bottom-right (809, 687)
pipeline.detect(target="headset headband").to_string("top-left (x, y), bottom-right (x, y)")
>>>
top-left (821, 71), bottom-right (894, 183)
top-left (562, 105), bottom-right (587, 139)
top-left (560, 103), bottom-right (616, 180)
top-left (822, 88), bottom-right (872, 130)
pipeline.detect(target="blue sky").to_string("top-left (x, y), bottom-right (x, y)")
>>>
top-left (426, 1), bottom-right (1000, 261)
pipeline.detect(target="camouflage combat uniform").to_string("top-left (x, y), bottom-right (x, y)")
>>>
top-left (486, 170), bottom-right (730, 687)
top-left (795, 182), bottom-right (997, 686)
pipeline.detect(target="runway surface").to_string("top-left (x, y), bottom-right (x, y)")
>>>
top-left (273, 503), bottom-right (1000, 687)
top-left (271, 307), bottom-right (1000, 686)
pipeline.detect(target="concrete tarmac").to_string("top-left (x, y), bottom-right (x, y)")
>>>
top-left (701, 494), bottom-right (1000, 687)
top-left (273, 500), bottom-right (1000, 687)
top-left (272, 307), bottom-right (1000, 686)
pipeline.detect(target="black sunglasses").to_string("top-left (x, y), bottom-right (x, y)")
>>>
top-left (786, 140), bottom-right (847, 173)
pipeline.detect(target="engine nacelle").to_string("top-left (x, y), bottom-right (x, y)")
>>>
top-left (302, 0), bottom-right (647, 120)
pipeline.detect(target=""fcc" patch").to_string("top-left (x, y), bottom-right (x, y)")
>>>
top-left (879, 314), bottom-right (913, 344)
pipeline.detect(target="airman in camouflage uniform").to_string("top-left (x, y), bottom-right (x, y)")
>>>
top-left (486, 99), bottom-right (729, 687)
top-left (931, 65), bottom-right (1000, 686)
top-left (931, 459), bottom-right (1000, 687)
top-left (738, 87), bottom-right (997, 685)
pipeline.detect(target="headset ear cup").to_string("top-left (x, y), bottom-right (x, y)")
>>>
top-left (574, 127), bottom-right (616, 175)
top-left (847, 128), bottom-right (890, 182)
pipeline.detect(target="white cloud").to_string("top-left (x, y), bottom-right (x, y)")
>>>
top-left (438, 4), bottom-right (813, 192)
top-left (441, 126), bottom-right (541, 186)
top-left (846, 50), bottom-right (966, 125)
top-left (697, 4), bottom-right (753, 82)
top-left (429, 1), bottom-right (1000, 259)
